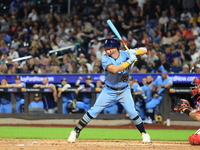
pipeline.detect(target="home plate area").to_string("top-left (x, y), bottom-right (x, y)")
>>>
top-left (0, 139), bottom-right (199, 150)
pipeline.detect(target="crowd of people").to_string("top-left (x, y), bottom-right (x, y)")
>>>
top-left (0, 0), bottom-right (199, 75)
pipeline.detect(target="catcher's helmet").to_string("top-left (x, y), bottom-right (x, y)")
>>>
top-left (103, 38), bottom-right (120, 48)
top-left (191, 77), bottom-right (200, 86)
top-left (190, 77), bottom-right (200, 98)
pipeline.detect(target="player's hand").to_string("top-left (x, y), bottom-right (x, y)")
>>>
top-left (130, 47), bottom-right (147, 55)
top-left (153, 93), bottom-right (159, 98)
top-left (127, 49), bottom-right (137, 56)
top-left (127, 52), bottom-right (137, 64)
top-left (174, 99), bottom-right (193, 112)
top-left (78, 77), bottom-right (83, 80)
top-left (54, 97), bottom-right (58, 102)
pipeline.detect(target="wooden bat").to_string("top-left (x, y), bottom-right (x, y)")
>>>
top-left (106, 19), bottom-right (147, 55)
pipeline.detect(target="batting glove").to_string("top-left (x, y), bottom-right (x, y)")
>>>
top-left (126, 49), bottom-right (137, 56)
top-left (127, 54), bottom-right (137, 64)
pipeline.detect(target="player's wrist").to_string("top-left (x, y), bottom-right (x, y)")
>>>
top-left (122, 62), bottom-right (131, 69)
top-left (183, 109), bottom-right (191, 116)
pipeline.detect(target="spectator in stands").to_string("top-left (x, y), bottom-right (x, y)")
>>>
top-left (151, 31), bottom-right (161, 44)
top-left (61, 57), bottom-right (70, 73)
top-left (172, 31), bottom-right (183, 43)
top-left (159, 53), bottom-right (171, 72)
top-left (191, 21), bottom-right (200, 35)
top-left (0, 79), bottom-right (12, 113)
top-left (10, 0), bottom-right (24, 17)
top-left (180, 64), bottom-right (190, 73)
top-left (90, 38), bottom-right (101, 53)
top-left (139, 65), bottom-right (148, 73)
top-left (20, 28), bottom-right (30, 42)
top-left (20, 64), bottom-right (30, 74)
top-left (9, 47), bottom-right (19, 59)
top-left (160, 30), bottom-right (174, 46)
top-left (24, 0), bottom-right (38, 18)
top-left (6, 57), bottom-right (13, 70)
top-left (69, 60), bottom-right (78, 73)
top-left (193, 31), bottom-right (200, 51)
top-left (27, 58), bottom-right (35, 72)
top-left (28, 8), bottom-right (38, 21)
top-left (189, 12), bottom-right (200, 24)
top-left (57, 78), bottom-right (74, 114)
top-left (145, 4), bottom-right (158, 28)
top-left (194, 64), bottom-right (200, 73)
top-left (33, 77), bottom-right (58, 113)
top-left (183, 24), bottom-right (195, 40)
top-left (169, 5), bottom-right (179, 23)
top-left (96, 46), bottom-right (106, 60)
top-left (29, 47), bottom-right (40, 58)
top-left (158, 11), bottom-right (169, 25)
top-left (180, 8), bottom-right (192, 24)
top-left (0, 40), bottom-right (9, 53)
top-left (10, 36), bottom-right (20, 50)
top-left (188, 47), bottom-right (199, 64)
top-left (170, 58), bottom-right (183, 73)
top-left (165, 45), bottom-right (173, 63)
top-left (77, 58), bottom-right (92, 73)
top-left (147, 49), bottom-right (159, 66)
top-left (72, 76), bottom-right (95, 113)
top-left (182, 0), bottom-right (196, 15)
top-left (28, 93), bottom-right (44, 113)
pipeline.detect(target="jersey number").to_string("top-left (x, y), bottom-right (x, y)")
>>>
top-left (122, 74), bottom-right (129, 82)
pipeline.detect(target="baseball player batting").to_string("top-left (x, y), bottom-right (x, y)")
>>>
top-left (68, 38), bottom-right (151, 143)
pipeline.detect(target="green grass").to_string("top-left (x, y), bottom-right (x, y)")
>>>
top-left (0, 127), bottom-right (195, 141)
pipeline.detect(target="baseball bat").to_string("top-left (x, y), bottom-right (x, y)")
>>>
top-left (106, 19), bottom-right (147, 55)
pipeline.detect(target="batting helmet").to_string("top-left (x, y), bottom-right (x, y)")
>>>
top-left (103, 38), bottom-right (120, 48)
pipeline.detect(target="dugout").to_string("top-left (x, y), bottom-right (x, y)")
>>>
top-left (0, 74), bottom-right (198, 124)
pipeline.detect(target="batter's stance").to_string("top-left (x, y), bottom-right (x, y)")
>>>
top-left (68, 38), bottom-right (151, 143)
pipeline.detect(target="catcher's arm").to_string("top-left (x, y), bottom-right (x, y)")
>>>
top-left (182, 108), bottom-right (200, 121)
top-left (174, 99), bottom-right (200, 121)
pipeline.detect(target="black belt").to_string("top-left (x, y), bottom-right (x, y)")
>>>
top-left (106, 85), bottom-right (128, 91)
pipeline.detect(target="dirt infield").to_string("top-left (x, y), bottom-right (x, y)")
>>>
top-left (0, 139), bottom-right (199, 150)
top-left (0, 123), bottom-right (199, 150)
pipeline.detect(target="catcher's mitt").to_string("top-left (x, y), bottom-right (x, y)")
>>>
top-left (174, 99), bottom-right (193, 111)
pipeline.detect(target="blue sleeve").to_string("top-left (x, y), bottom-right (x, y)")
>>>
top-left (153, 77), bottom-right (159, 87)
top-left (101, 55), bottom-right (112, 70)
top-left (22, 83), bottom-right (26, 88)
top-left (133, 84), bottom-right (141, 92)
top-left (89, 83), bottom-right (95, 88)
top-left (29, 102), bottom-right (33, 108)
top-left (167, 78), bottom-right (173, 86)
top-left (10, 1), bottom-right (15, 8)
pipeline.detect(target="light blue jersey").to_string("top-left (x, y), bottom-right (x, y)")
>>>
top-left (131, 83), bottom-right (141, 92)
top-left (102, 50), bottom-right (132, 88)
top-left (142, 84), bottom-right (153, 102)
top-left (76, 83), bottom-right (95, 112)
top-left (29, 101), bottom-right (44, 108)
top-left (153, 76), bottom-right (173, 95)
top-left (14, 82), bottom-right (26, 113)
top-left (146, 76), bottom-right (173, 109)
top-left (88, 50), bottom-right (139, 120)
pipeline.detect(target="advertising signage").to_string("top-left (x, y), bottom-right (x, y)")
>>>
top-left (0, 74), bottom-right (198, 84)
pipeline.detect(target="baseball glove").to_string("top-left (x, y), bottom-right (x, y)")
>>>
top-left (174, 99), bottom-right (193, 111)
